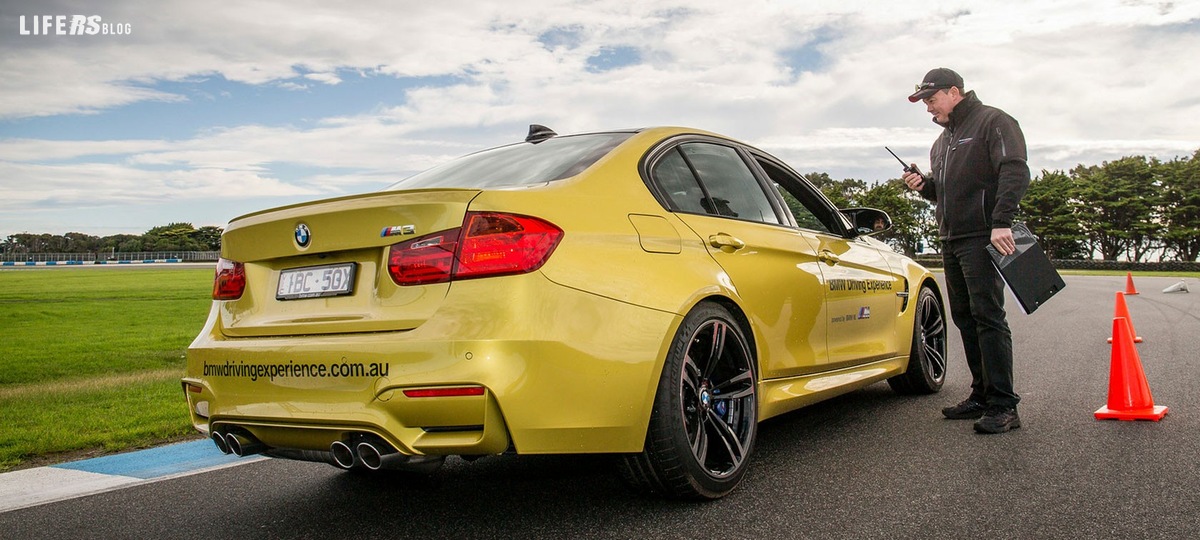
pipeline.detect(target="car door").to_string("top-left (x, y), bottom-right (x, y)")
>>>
top-left (750, 155), bottom-right (904, 368)
top-left (646, 138), bottom-right (829, 380)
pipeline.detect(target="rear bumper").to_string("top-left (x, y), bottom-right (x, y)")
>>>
top-left (184, 273), bottom-right (680, 456)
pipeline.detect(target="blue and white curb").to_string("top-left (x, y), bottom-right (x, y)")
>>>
top-left (0, 439), bottom-right (263, 513)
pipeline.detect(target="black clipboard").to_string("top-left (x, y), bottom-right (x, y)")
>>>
top-left (985, 223), bottom-right (1066, 314)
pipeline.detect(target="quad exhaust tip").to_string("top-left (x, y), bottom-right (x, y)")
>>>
top-left (356, 439), bottom-right (394, 471)
top-left (357, 437), bottom-right (444, 473)
top-left (211, 431), bottom-right (231, 454)
top-left (226, 432), bottom-right (267, 457)
top-left (213, 429), bottom-right (446, 472)
top-left (326, 434), bottom-right (446, 473)
top-left (211, 429), bottom-right (268, 457)
top-left (329, 440), bottom-right (357, 469)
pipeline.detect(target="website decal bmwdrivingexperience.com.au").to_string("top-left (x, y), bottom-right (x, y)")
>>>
top-left (203, 360), bottom-right (390, 382)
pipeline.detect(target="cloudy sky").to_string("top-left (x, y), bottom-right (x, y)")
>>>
top-left (2, 0), bottom-right (1198, 238)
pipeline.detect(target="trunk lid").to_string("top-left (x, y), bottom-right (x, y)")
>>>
top-left (216, 189), bottom-right (478, 337)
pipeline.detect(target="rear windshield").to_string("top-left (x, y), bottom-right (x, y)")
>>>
top-left (386, 132), bottom-right (634, 190)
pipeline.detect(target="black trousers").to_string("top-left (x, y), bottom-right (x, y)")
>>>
top-left (942, 235), bottom-right (1019, 409)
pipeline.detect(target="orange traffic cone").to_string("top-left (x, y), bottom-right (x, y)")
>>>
top-left (1107, 292), bottom-right (1143, 343)
top-left (1095, 317), bottom-right (1167, 421)
top-left (1122, 272), bottom-right (1139, 295)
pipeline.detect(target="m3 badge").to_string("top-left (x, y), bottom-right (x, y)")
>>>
top-left (381, 225), bottom-right (416, 238)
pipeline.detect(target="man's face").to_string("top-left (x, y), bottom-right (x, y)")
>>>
top-left (922, 88), bottom-right (960, 124)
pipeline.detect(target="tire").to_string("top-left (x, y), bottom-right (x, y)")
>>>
top-left (888, 286), bottom-right (947, 394)
top-left (620, 302), bottom-right (757, 500)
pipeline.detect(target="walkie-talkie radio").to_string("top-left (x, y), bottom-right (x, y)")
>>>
top-left (885, 146), bottom-right (923, 177)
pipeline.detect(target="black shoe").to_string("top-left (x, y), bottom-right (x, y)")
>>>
top-left (974, 407), bottom-right (1021, 434)
top-left (942, 399), bottom-right (987, 419)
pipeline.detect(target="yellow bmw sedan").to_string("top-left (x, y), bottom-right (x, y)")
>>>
top-left (183, 125), bottom-right (946, 500)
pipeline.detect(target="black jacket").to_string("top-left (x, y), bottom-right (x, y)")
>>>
top-left (917, 91), bottom-right (1030, 240)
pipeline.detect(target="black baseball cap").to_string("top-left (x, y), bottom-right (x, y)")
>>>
top-left (908, 68), bottom-right (963, 102)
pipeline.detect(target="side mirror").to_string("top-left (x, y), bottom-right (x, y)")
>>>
top-left (840, 207), bottom-right (892, 237)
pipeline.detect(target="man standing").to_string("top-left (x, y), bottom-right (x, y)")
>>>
top-left (902, 68), bottom-right (1030, 434)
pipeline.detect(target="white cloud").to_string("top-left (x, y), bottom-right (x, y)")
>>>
top-left (2, 0), bottom-right (1199, 237)
top-left (0, 160), bottom-right (318, 210)
top-left (303, 72), bottom-right (341, 85)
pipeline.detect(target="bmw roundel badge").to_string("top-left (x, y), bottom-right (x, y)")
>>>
top-left (294, 223), bottom-right (311, 247)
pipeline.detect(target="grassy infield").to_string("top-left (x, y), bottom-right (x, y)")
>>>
top-left (0, 268), bottom-right (212, 470)
top-left (1, 266), bottom-right (1197, 472)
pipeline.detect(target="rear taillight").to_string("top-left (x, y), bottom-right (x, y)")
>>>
top-left (456, 212), bottom-right (564, 279)
top-left (213, 258), bottom-right (246, 300)
top-left (386, 229), bottom-right (461, 286)
top-left (387, 212), bottom-right (563, 286)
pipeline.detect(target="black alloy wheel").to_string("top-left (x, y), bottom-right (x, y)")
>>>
top-left (620, 302), bottom-right (757, 499)
top-left (888, 286), bottom-right (946, 394)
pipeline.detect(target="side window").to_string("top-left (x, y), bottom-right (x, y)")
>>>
top-left (755, 157), bottom-right (840, 234)
top-left (679, 143), bottom-right (780, 225)
top-left (774, 184), bottom-right (829, 232)
top-left (652, 149), bottom-right (709, 214)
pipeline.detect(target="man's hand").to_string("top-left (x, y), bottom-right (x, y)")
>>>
top-left (902, 168), bottom-right (925, 191)
top-left (991, 227), bottom-right (1016, 256)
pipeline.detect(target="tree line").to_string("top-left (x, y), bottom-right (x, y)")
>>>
top-left (810, 149), bottom-right (1200, 262)
top-left (3, 149), bottom-right (1197, 261)
top-left (2, 222), bottom-right (222, 254)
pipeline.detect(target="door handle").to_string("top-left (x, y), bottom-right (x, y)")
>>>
top-left (819, 250), bottom-right (840, 265)
top-left (708, 233), bottom-right (745, 250)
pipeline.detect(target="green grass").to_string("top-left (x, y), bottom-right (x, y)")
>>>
top-left (0, 268), bottom-right (212, 470)
top-left (0, 269), bottom-right (212, 385)
top-left (0, 370), bottom-right (195, 470)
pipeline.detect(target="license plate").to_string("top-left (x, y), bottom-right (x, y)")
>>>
top-left (276, 263), bottom-right (357, 300)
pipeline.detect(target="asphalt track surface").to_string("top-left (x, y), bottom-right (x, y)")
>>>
top-left (2, 275), bottom-right (1197, 539)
